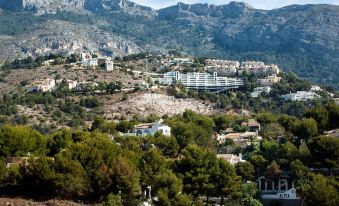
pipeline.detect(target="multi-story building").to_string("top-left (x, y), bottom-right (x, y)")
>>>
top-left (204, 59), bottom-right (280, 76)
top-left (240, 61), bottom-right (280, 75)
top-left (257, 74), bottom-right (282, 86)
top-left (281, 91), bottom-right (321, 101)
top-left (160, 72), bottom-right (244, 91)
top-left (205, 59), bottom-right (240, 67)
top-left (205, 59), bottom-right (240, 76)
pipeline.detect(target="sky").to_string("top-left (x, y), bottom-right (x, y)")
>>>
top-left (131, 0), bottom-right (339, 10)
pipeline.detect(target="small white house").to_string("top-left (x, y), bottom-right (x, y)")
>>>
top-left (311, 85), bottom-right (323, 92)
top-left (41, 59), bottom-right (55, 66)
top-left (251, 86), bottom-right (272, 98)
top-left (105, 60), bottom-right (114, 71)
top-left (81, 53), bottom-right (98, 67)
top-left (254, 86), bottom-right (272, 93)
top-left (25, 78), bottom-right (56, 93)
top-left (133, 119), bottom-right (171, 136)
top-left (216, 153), bottom-right (245, 165)
top-left (66, 80), bottom-right (78, 90)
top-left (55, 79), bottom-right (78, 90)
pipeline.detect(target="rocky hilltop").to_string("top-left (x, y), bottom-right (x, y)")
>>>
top-left (158, 2), bottom-right (254, 18)
top-left (0, 0), bottom-right (338, 87)
top-left (0, 0), bottom-right (85, 14)
top-left (0, 0), bottom-right (155, 16)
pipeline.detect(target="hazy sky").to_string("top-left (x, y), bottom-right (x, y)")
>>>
top-left (132, 0), bottom-right (339, 9)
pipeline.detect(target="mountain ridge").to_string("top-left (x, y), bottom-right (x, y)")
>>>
top-left (0, 0), bottom-right (338, 87)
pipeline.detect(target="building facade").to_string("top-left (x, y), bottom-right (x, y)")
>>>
top-left (160, 72), bottom-right (244, 91)
top-left (251, 86), bottom-right (272, 98)
top-left (205, 59), bottom-right (239, 76)
top-left (281, 91), bottom-right (321, 101)
top-left (257, 74), bottom-right (282, 86)
top-left (240, 61), bottom-right (280, 75)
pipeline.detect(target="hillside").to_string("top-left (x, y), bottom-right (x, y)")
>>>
top-left (0, 198), bottom-right (88, 206)
top-left (0, 0), bottom-right (338, 87)
top-left (0, 49), bottom-right (338, 206)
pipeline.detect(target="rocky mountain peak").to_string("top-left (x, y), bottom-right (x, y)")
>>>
top-left (0, 0), bottom-right (155, 16)
top-left (84, 0), bottom-right (155, 16)
top-left (158, 1), bottom-right (256, 19)
top-left (227, 1), bottom-right (253, 9)
top-left (0, 0), bottom-right (85, 14)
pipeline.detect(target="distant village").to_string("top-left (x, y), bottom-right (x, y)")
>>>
top-left (24, 53), bottom-right (335, 104)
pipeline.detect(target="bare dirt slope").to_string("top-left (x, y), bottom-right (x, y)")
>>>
top-left (0, 198), bottom-right (91, 206)
top-left (107, 92), bottom-right (215, 119)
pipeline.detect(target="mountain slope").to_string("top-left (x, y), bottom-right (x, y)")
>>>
top-left (0, 19), bottom-right (142, 59)
top-left (0, 0), bottom-right (338, 87)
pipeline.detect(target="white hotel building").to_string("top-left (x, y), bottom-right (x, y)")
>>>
top-left (160, 71), bottom-right (244, 91)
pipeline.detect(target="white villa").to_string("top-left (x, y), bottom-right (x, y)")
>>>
top-left (217, 132), bottom-right (259, 146)
top-left (281, 91), bottom-right (321, 101)
top-left (81, 53), bottom-right (98, 67)
top-left (251, 86), bottom-right (272, 98)
top-left (56, 79), bottom-right (78, 90)
top-left (41, 59), bottom-right (55, 66)
top-left (311, 85), bottom-right (323, 92)
top-left (257, 74), bottom-right (282, 86)
top-left (217, 153), bottom-right (245, 165)
top-left (160, 71), bottom-right (244, 91)
top-left (25, 78), bottom-right (56, 93)
top-left (133, 119), bottom-right (171, 136)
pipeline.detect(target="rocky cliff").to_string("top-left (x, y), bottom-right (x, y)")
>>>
top-left (0, 0), bottom-right (155, 16)
top-left (0, 19), bottom-right (143, 60)
top-left (0, 0), bottom-right (85, 14)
